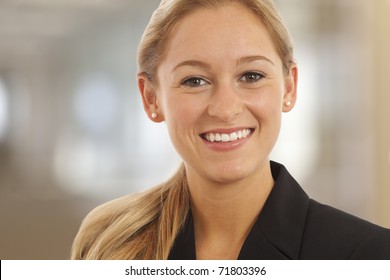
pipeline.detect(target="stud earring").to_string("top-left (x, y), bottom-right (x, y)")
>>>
top-left (285, 101), bottom-right (292, 107)
top-left (151, 112), bottom-right (158, 119)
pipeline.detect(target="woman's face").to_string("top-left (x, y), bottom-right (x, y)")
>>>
top-left (141, 2), bottom-right (297, 184)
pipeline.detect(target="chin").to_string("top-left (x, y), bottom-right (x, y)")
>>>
top-left (206, 163), bottom-right (254, 184)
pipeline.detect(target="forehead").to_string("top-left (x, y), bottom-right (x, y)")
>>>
top-left (160, 2), bottom-right (280, 67)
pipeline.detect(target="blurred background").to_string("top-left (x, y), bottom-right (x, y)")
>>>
top-left (0, 0), bottom-right (389, 259)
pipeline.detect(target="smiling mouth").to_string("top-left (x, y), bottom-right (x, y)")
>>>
top-left (200, 128), bottom-right (254, 143)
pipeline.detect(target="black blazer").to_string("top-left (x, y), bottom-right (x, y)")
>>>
top-left (169, 161), bottom-right (390, 260)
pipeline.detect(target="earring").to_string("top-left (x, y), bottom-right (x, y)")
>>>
top-left (285, 101), bottom-right (292, 107)
top-left (151, 112), bottom-right (158, 119)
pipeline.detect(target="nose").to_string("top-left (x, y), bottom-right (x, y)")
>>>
top-left (207, 83), bottom-right (243, 122)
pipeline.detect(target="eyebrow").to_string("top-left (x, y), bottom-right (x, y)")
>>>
top-left (236, 55), bottom-right (275, 66)
top-left (172, 55), bottom-right (275, 72)
top-left (172, 60), bottom-right (211, 72)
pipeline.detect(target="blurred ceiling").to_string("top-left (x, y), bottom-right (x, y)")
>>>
top-left (0, 0), bottom-right (370, 62)
top-left (0, 0), bottom-right (145, 58)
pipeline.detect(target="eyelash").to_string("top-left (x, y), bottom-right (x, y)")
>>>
top-left (181, 77), bottom-right (209, 88)
top-left (181, 71), bottom-right (266, 88)
top-left (239, 71), bottom-right (266, 83)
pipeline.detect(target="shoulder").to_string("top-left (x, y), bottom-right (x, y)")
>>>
top-left (80, 192), bottom-right (142, 228)
top-left (71, 192), bottom-right (143, 259)
top-left (267, 161), bottom-right (390, 259)
top-left (76, 184), bottom-right (163, 235)
top-left (301, 199), bottom-right (390, 259)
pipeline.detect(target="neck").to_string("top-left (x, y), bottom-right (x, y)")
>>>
top-left (185, 161), bottom-right (274, 259)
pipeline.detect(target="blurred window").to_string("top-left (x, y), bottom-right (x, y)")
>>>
top-left (73, 74), bottom-right (120, 136)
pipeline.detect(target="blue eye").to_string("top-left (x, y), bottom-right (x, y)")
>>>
top-left (182, 77), bottom-right (208, 87)
top-left (240, 72), bottom-right (265, 83)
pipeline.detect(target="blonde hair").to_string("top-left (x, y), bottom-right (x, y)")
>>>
top-left (71, 164), bottom-right (190, 259)
top-left (71, 0), bottom-right (294, 260)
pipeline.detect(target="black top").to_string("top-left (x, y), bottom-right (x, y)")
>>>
top-left (168, 161), bottom-right (390, 260)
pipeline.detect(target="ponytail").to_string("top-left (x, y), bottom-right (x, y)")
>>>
top-left (71, 164), bottom-right (190, 259)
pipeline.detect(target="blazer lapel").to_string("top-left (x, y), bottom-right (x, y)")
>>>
top-left (238, 223), bottom-right (291, 259)
top-left (238, 162), bottom-right (310, 259)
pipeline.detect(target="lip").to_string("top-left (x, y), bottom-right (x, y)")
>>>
top-left (199, 127), bottom-right (255, 152)
top-left (201, 127), bottom-right (253, 135)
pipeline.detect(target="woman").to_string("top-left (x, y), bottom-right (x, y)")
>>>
top-left (71, 0), bottom-right (390, 260)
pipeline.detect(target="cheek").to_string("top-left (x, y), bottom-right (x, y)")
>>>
top-left (246, 86), bottom-right (283, 121)
top-left (162, 93), bottom-right (204, 134)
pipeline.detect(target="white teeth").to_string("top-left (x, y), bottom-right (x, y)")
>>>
top-left (203, 129), bottom-right (252, 143)
top-left (230, 132), bottom-right (238, 141)
top-left (221, 134), bottom-right (230, 142)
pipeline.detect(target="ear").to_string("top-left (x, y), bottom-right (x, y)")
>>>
top-left (282, 63), bottom-right (298, 113)
top-left (138, 73), bottom-right (164, 122)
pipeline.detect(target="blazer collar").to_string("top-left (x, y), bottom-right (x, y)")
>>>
top-left (238, 161), bottom-right (310, 259)
top-left (169, 161), bottom-right (310, 260)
